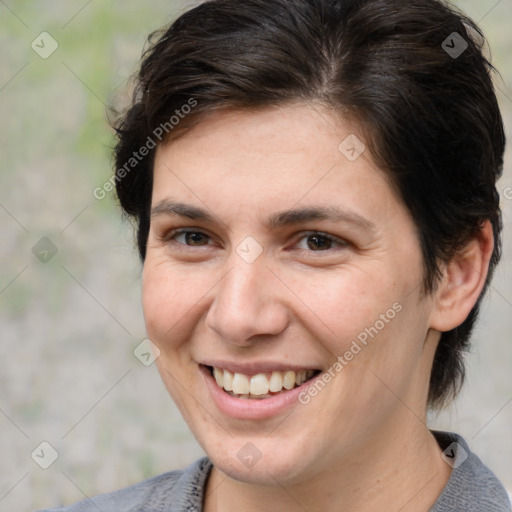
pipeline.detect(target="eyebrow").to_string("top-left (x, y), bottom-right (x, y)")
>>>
top-left (151, 200), bottom-right (375, 231)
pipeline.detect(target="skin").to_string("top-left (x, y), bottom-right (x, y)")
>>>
top-left (142, 104), bottom-right (493, 512)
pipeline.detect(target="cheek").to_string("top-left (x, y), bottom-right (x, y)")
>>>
top-left (285, 265), bottom-right (401, 344)
top-left (141, 260), bottom-right (211, 344)
top-left (296, 263), bottom-right (427, 372)
top-left (334, 293), bottom-right (431, 418)
top-left (142, 262), bottom-right (211, 409)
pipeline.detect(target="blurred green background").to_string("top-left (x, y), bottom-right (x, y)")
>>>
top-left (1, 1), bottom-right (511, 509)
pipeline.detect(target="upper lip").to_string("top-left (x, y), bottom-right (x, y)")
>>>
top-left (200, 360), bottom-right (321, 375)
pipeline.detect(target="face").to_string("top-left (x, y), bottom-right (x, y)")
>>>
top-left (142, 104), bottom-right (439, 486)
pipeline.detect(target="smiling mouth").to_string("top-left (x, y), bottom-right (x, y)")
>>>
top-left (207, 365), bottom-right (321, 399)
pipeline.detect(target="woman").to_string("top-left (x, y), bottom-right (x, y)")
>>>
top-left (41, 0), bottom-right (510, 510)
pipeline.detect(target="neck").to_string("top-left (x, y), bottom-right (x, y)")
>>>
top-left (204, 418), bottom-right (451, 512)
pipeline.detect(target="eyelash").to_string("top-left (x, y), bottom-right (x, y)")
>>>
top-left (162, 228), bottom-right (348, 254)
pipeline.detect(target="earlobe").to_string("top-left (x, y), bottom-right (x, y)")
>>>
top-left (430, 220), bottom-right (494, 332)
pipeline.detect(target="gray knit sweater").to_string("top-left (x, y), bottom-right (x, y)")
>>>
top-left (38, 431), bottom-right (511, 511)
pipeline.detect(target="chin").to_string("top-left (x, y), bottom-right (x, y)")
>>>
top-left (203, 434), bottom-right (316, 486)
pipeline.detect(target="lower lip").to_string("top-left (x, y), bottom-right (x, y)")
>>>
top-left (200, 365), bottom-right (316, 420)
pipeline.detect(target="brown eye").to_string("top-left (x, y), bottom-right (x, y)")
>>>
top-left (306, 234), bottom-right (333, 251)
top-left (295, 232), bottom-right (346, 252)
top-left (172, 230), bottom-right (211, 246)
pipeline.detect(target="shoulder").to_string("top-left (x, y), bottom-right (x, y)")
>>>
top-left (36, 457), bottom-right (212, 512)
top-left (431, 431), bottom-right (511, 512)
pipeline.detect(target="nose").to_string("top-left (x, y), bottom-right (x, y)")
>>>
top-left (205, 258), bottom-right (289, 347)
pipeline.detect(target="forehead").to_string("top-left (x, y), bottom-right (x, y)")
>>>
top-left (151, 105), bottom-right (405, 228)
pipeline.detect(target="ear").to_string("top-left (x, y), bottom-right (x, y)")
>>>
top-left (429, 220), bottom-right (494, 332)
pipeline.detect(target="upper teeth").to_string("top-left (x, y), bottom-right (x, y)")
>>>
top-left (212, 367), bottom-right (316, 396)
